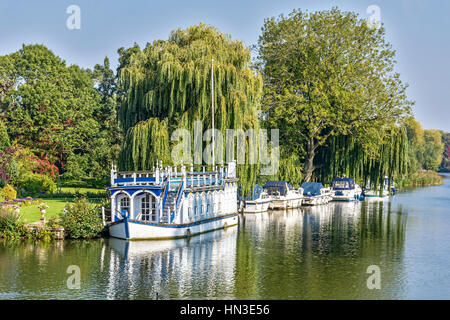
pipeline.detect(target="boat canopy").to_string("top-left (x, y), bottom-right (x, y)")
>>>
top-left (263, 181), bottom-right (293, 196)
top-left (301, 182), bottom-right (324, 196)
top-left (238, 184), bottom-right (264, 201)
top-left (331, 178), bottom-right (356, 190)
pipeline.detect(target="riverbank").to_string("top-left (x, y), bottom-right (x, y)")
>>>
top-left (400, 170), bottom-right (444, 187)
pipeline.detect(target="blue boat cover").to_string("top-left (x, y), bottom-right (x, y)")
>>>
top-left (263, 181), bottom-right (293, 196)
top-left (238, 184), bottom-right (264, 201)
top-left (331, 178), bottom-right (356, 190)
top-left (301, 182), bottom-right (324, 196)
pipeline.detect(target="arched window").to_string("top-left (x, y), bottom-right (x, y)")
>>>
top-left (120, 196), bottom-right (130, 216)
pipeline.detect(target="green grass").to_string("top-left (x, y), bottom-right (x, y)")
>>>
top-left (19, 199), bottom-right (71, 223)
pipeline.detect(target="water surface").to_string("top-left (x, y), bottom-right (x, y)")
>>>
top-left (1, 174), bottom-right (449, 299)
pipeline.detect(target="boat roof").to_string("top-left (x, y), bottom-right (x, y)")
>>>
top-left (332, 177), bottom-right (355, 183)
top-left (263, 181), bottom-right (293, 196)
top-left (301, 182), bottom-right (324, 196)
top-left (238, 184), bottom-right (264, 201)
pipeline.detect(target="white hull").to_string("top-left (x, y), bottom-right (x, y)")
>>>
top-left (269, 197), bottom-right (302, 210)
top-left (302, 195), bottom-right (333, 206)
top-left (109, 214), bottom-right (239, 240)
top-left (242, 200), bottom-right (271, 213)
top-left (364, 190), bottom-right (389, 198)
top-left (332, 191), bottom-right (361, 201)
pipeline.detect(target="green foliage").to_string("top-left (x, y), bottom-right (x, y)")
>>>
top-left (60, 197), bottom-right (104, 239)
top-left (315, 127), bottom-right (408, 191)
top-left (0, 119), bottom-right (9, 150)
top-left (440, 132), bottom-right (450, 172)
top-left (423, 129), bottom-right (444, 171)
top-left (1, 184), bottom-right (17, 200)
top-left (401, 170), bottom-right (443, 187)
top-left (257, 8), bottom-right (412, 182)
top-left (117, 24), bottom-right (263, 193)
top-left (0, 44), bottom-right (120, 182)
top-left (0, 207), bottom-right (26, 239)
top-left (19, 173), bottom-right (56, 195)
top-left (403, 117), bottom-right (444, 174)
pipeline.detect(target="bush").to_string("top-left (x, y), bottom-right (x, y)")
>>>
top-left (0, 207), bottom-right (26, 239)
top-left (61, 178), bottom-right (108, 189)
top-left (61, 180), bottom-right (92, 188)
top-left (60, 197), bottom-right (104, 239)
top-left (20, 173), bottom-right (56, 195)
top-left (1, 184), bottom-right (17, 200)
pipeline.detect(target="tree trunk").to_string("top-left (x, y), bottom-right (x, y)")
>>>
top-left (304, 138), bottom-right (316, 182)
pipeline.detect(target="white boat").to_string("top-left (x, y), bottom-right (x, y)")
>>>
top-left (263, 181), bottom-right (303, 210)
top-left (301, 182), bottom-right (333, 206)
top-left (331, 177), bottom-right (362, 201)
top-left (108, 161), bottom-right (239, 240)
top-left (241, 192), bottom-right (272, 213)
top-left (364, 176), bottom-right (397, 198)
top-left (239, 185), bottom-right (272, 213)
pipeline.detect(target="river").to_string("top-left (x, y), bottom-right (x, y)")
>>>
top-left (1, 173), bottom-right (449, 300)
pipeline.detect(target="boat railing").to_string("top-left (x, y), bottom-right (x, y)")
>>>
top-left (170, 180), bottom-right (184, 223)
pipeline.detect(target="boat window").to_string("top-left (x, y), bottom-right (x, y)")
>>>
top-left (141, 194), bottom-right (156, 221)
top-left (333, 181), bottom-right (350, 189)
top-left (120, 196), bottom-right (130, 216)
top-left (333, 181), bottom-right (347, 188)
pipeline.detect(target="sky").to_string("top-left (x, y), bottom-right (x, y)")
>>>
top-left (0, 0), bottom-right (449, 131)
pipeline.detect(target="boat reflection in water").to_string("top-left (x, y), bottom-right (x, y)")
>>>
top-left (235, 201), bottom-right (407, 299)
top-left (0, 191), bottom-right (410, 299)
top-left (106, 227), bottom-right (238, 299)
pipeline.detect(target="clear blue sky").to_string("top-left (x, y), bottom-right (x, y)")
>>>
top-left (1, 0), bottom-right (449, 131)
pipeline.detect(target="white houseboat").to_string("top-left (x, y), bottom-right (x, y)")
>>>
top-left (263, 181), bottom-right (303, 210)
top-left (331, 178), bottom-right (363, 201)
top-left (301, 182), bottom-right (333, 206)
top-left (239, 185), bottom-right (272, 213)
top-left (108, 161), bottom-right (239, 240)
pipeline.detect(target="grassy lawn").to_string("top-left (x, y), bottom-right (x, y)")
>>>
top-left (19, 199), bottom-right (71, 223)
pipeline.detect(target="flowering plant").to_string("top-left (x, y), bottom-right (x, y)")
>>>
top-left (38, 203), bottom-right (49, 210)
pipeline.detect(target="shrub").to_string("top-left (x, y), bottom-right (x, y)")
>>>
top-left (0, 207), bottom-right (26, 239)
top-left (61, 180), bottom-right (92, 188)
top-left (1, 184), bottom-right (17, 200)
top-left (20, 173), bottom-right (56, 195)
top-left (60, 197), bottom-right (104, 239)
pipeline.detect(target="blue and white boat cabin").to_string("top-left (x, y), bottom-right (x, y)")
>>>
top-left (263, 181), bottom-right (303, 209)
top-left (108, 161), bottom-right (239, 240)
top-left (301, 182), bottom-right (333, 206)
top-left (331, 177), bottom-right (362, 201)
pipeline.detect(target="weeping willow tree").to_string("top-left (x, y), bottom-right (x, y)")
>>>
top-left (117, 24), bottom-right (263, 192)
top-left (315, 126), bottom-right (408, 193)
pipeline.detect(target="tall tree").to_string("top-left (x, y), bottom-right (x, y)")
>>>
top-left (257, 8), bottom-right (412, 181)
top-left (116, 24), bottom-right (263, 192)
top-left (423, 129), bottom-right (444, 171)
top-left (0, 44), bottom-right (103, 177)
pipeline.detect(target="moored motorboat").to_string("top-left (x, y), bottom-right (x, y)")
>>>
top-left (331, 177), bottom-right (362, 201)
top-left (364, 176), bottom-right (397, 198)
top-left (239, 185), bottom-right (272, 213)
top-left (263, 181), bottom-right (303, 209)
top-left (301, 182), bottom-right (333, 206)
